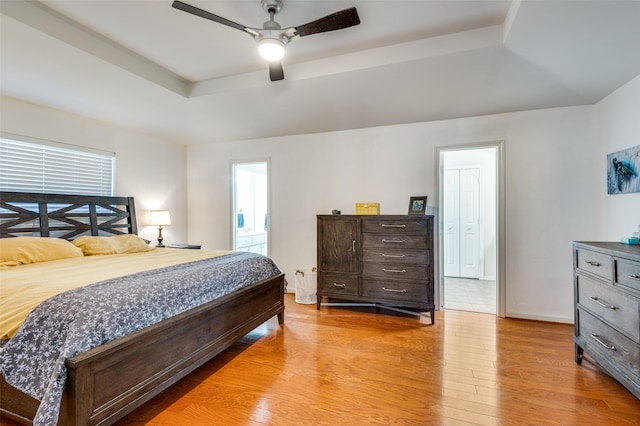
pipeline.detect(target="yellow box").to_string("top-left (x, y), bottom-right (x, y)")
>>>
top-left (355, 202), bottom-right (380, 215)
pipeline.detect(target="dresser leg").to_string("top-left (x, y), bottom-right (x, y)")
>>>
top-left (575, 344), bottom-right (584, 365)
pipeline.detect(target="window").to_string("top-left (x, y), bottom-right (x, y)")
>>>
top-left (0, 133), bottom-right (114, 196)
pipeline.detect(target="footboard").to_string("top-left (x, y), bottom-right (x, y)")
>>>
top-left (1, 273), bottom-right (285, 426)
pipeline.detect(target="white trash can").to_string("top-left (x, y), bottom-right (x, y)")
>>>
top-left (294, 268), bottom-right (317, 304)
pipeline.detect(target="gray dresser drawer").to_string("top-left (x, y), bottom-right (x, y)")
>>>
top-left (362, 233), bottom-right (428, 250)
top-left (362, 249), bottom-right (430, 265)
top-left (576, 249), bottom-right (612, 281)
top-left (615, 257), bottom-right (640, 293)
top-left (577, 274), bottom-right (640, 342)
top-left (318, 273), bottom-right (358, 296)
top-left (362, 279), bottom-right (428, 302)
top-left (577, 308), bottom-right (640, 376)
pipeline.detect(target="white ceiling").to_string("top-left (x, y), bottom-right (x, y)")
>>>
top-left (1, 0), bottom-right (639, 145)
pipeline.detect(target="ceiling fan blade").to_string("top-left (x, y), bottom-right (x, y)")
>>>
top-left (269, 62), bottom-right (285, 81)
top-left (295, 7), bottom-right (360, 37)
top-left (172, 1), bottom-right (246, 32)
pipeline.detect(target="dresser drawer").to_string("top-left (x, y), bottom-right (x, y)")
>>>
top-left (576, 274), bottom-right (640, 342)
top-left (362, 249), bottom-right (430, 265)
top-left (362, 279), bottom-right (428, 302)
top-left (577, 308), bottom-right (640, 375)
top-left (318, 273), bottom-right (358, 296)
top-left (615, 257), bottom-right (640, 294)
top-left (363, 262), bottom-right (428, 281)
top-left (576, 249), bottom-right (612, 281)
top-left (362, 217), bottom-right (429, 234)
top-left (362, 233), bottom-right (428, 250)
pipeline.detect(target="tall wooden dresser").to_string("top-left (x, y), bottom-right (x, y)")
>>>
top-left (573, 241), bottom-right (640, 399)
top-left (317, 215), bottom-right (435, 323)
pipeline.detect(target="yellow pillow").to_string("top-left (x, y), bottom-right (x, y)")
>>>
top-left (0, 236), bottom-right (84, 266)
top-left (72, 234), bottom-right (154, 256)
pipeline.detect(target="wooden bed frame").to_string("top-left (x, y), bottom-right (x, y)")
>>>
top-left (0, 192), bottom-right (285, 426)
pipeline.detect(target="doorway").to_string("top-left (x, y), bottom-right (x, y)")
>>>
top-left (437, 143), bottom-right (505, 316)
top-left (231, 160), bottom-right (269, 256)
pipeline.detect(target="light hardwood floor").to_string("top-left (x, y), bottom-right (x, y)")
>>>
top-left (3, 294), bottom-right (640, 425)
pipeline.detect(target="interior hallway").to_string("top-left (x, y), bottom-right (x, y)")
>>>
top-left (443, 277), bottom-right (496, 314)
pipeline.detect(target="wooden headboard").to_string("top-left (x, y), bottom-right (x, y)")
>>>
top-left (0, 191), bottom-right (137, 239)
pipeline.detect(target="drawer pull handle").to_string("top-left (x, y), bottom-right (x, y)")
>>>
top-left (585, 260), bottom-right (601, 267)
top-left (382, 287), bottom-right (407, 293)
top-left (630, 274), bottom-right (640, 281)
top-left (381, 253), bottom-right (405, 258)
top-left (590, 296), bottom-right (617, 310)
top-left (332, 283), bottom-right (347, 288)
top-left (590, 333), bottom-right (616, 351)
top-left (382, 268), bottom-right (406, 274)
top-left (382, 239), bottom-right (406, 243)
top-left (381, 224), bottom-right (406, 228)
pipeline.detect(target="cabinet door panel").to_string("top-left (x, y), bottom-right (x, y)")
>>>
top-left (318, 217), bottom-right (359, 273)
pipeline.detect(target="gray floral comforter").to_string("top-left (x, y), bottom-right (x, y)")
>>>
top-left (0, 251), bottom-right (282, 425)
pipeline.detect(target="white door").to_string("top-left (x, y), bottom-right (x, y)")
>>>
top-left (443, 168), bottom-right (480, 278)
top-left (443, 169), bottom-right (460, 277)
top-left (459, 168), bottom-right (480, 278)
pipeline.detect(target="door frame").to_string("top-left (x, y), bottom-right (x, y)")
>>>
top-left (230, 158), bottom-right (271, 257)
top-left (435, 141), bottom-right (506, 317)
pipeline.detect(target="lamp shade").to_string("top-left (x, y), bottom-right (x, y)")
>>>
top-left (148, 210), bottom-right (171, 226)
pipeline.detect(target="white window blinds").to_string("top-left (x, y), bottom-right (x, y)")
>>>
top-left (0, 135), bottom-right (115, 196)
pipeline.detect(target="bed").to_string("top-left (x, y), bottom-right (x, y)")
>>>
top-left (0, 191), bottom-right (285, 426)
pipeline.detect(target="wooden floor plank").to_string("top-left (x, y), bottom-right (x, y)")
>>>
top-left (2, 294), bottom-right (639, 425)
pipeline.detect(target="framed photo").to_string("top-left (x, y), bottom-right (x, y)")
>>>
top-left (408, 196), bottom-right (427, 215)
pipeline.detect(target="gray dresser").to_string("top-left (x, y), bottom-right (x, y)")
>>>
top-left (317, 215), bottom-right (435, 323)
top-left (573, 241), bottom-right (640, 399)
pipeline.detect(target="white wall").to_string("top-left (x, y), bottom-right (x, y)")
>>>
top-left (4, 74), bottom-right (637, 324)
top-left (594, 75), bottom-right (640, 239)
top-left (188, 105), bottom-right (597, 323)
top-left (0, 96), bottom-right (189, 244)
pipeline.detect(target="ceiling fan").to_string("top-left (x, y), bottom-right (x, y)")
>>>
top-left (172, 0), bottom-right (360, 82)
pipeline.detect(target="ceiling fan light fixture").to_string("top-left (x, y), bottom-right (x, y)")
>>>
top-left (258, 38), bottom-right (285, 62)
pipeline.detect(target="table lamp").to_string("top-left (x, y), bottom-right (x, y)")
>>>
top-left (148, 210), bottom-right (171, 247)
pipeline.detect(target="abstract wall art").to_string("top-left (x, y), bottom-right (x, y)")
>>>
top-left (607, 145), bottom-right (640, 194)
